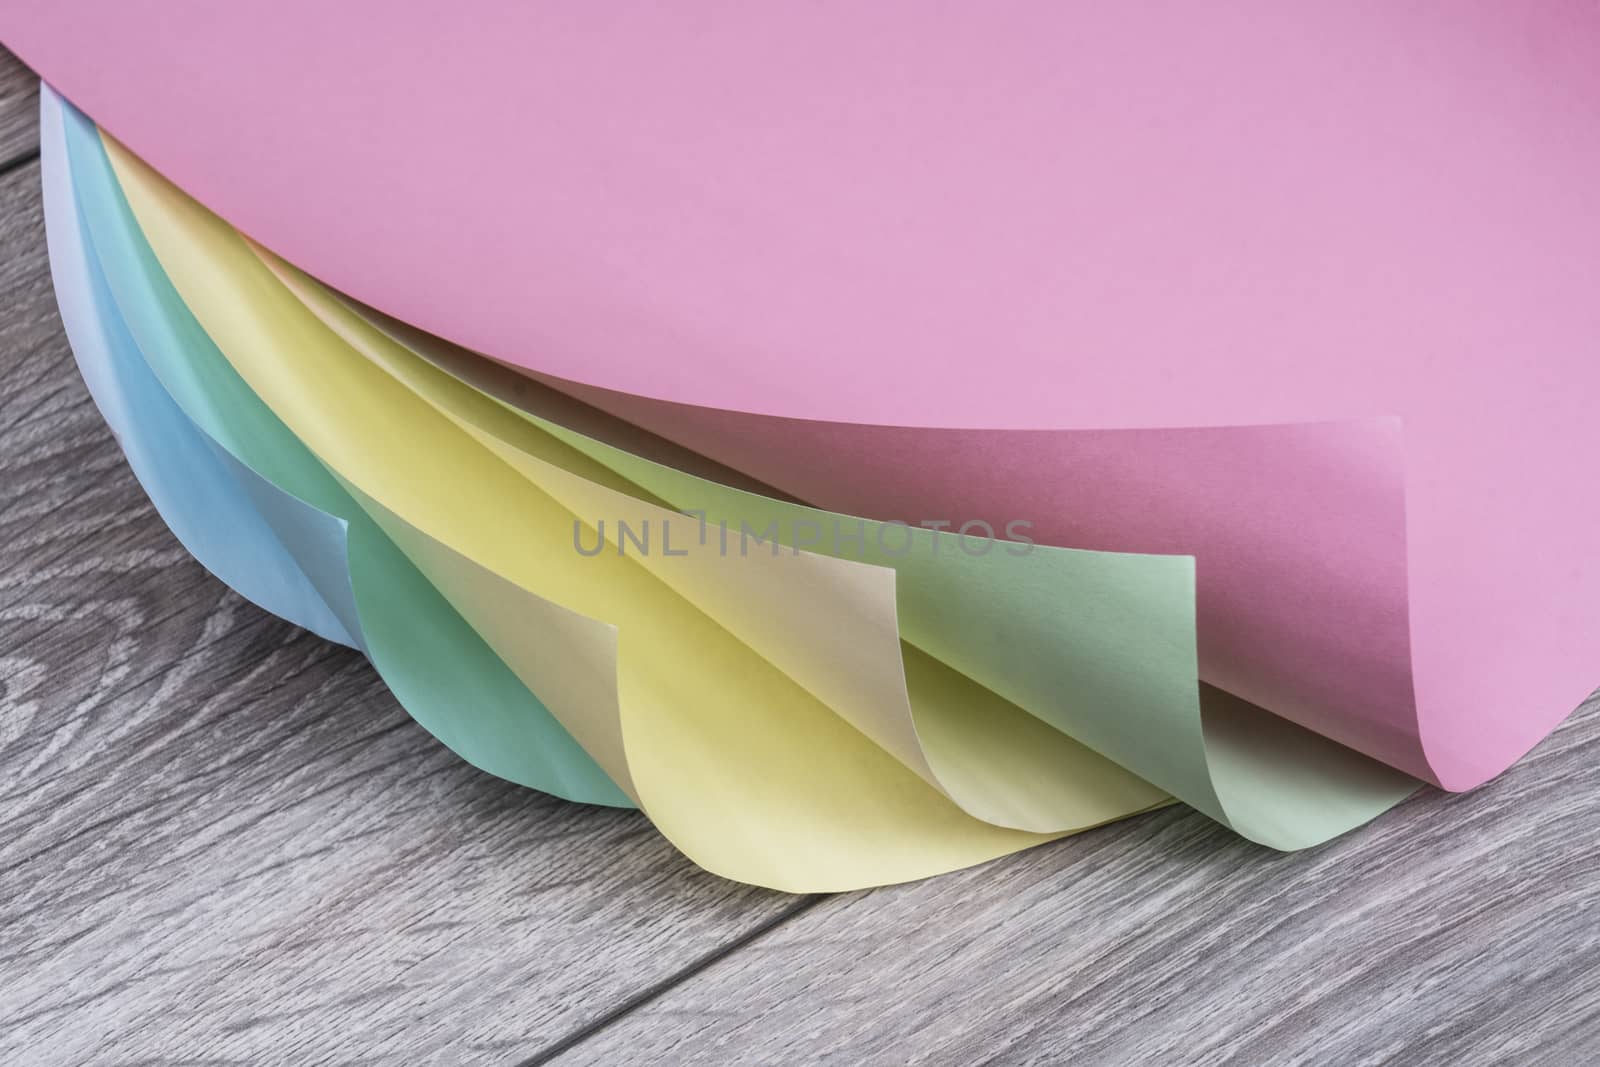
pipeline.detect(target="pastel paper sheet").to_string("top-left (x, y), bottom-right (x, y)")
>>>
top-left (60, 88), bottom-right (1420, 873)
top-left (40, 89), bottom-right (352, 650)
top-left (9, 3), bottom-right (1597, 792)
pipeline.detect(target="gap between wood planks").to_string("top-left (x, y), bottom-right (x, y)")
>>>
top-left (0, 148), bottom-right (37, 181)
top-left (519, 895), bottom-right (828, 1065)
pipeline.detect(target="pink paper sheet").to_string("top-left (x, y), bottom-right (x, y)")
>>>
top-left (7, 2), bottom-right (1597, 788)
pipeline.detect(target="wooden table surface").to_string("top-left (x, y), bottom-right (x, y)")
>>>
top-left (2, 50), bottom-right (1597, 1065)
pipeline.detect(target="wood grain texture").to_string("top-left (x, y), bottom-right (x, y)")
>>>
top-left (0, 155), bottom-right (804, 1065)
top-left (2, 41), bottom-right (1598, 1066)
top-left (554, 699), bottom-right (1600, 1065)
top-left (0, 45), bottom-right (40, 169)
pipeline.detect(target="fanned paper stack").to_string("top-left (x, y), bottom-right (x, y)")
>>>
top-left (13, 4), bottom-right (1600, 891)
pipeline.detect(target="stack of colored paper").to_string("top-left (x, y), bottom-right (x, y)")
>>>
top-left (10, 4), bottom-right (1599, 890)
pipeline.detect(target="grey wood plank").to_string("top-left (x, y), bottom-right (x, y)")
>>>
top-left (0, 46), bottom-right (40, 170)
top-left (553, 698), bottom-right (1600, 1066)
top-left (0, 158), bottom-right (805, 1065)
